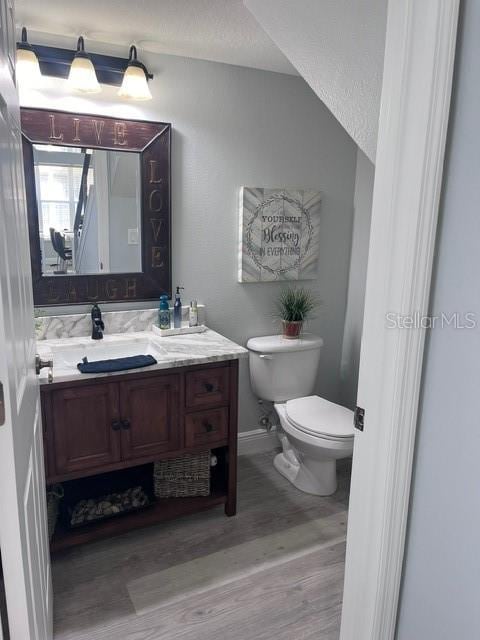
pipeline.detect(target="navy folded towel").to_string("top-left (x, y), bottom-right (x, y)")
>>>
top-left (77, 354), bottom-right (157, 374)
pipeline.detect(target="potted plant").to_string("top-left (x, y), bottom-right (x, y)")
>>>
top-left (274, 287), bottom-right (319, 339)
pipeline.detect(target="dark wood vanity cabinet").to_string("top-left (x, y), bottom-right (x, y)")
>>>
top-left (41, 360), bottom-right (239, 551)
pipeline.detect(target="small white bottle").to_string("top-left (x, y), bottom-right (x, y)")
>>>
top-left (189, 300), bottom-right (198, 327)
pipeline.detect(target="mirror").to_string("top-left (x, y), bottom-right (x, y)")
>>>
top-left (21, 108), bottom-right (172, 306)
top-left (33, 145), bottom-right (142, 276)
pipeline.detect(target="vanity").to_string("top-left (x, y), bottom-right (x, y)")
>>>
top-left (37, 329), bottom-right (246, 552)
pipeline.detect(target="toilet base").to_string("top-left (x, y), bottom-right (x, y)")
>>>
top-left (273, 452), bottom-right (337, 496)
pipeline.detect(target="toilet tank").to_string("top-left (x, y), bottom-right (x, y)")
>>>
top-left (247, 334), bottom-right (323, 402)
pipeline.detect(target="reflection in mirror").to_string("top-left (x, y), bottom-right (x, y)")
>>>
top-left (33, 144), bottom-right (142, 276)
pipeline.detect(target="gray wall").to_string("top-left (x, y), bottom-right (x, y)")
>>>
top-left (340, 148), bottom-right (374, 409)
top-left (21, 47), bottom-right (357, 432)
top-left (396, 2), bottom-right (480, 637)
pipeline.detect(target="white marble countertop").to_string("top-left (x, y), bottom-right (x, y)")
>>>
top-left (36, 328), bottom-right (248, 385)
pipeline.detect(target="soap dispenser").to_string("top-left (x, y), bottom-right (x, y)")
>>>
top-left (158, 294), bottom-right (170, 330)
top-left (173, 286), bottom-right (184, 329)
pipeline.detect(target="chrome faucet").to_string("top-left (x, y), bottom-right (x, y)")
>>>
top-left (91, 304), bottom-right (105, 340)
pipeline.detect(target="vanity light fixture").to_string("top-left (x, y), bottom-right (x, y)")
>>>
top-left (118, 45), bottom-right (152, 101)
top-left (67, 36), bottom-right (101, 94)
top-left (16, 27), bottom-right (42, 87)
top-left (16, 31), bottom-right (154, 98)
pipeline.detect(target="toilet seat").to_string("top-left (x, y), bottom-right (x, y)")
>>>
top-left (285, 395), bottom-right (354, 441)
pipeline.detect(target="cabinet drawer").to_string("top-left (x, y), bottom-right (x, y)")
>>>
top-left (185, 408), bottom-right (228, 447)
top-left (185, 367), bottom-right (229, 409)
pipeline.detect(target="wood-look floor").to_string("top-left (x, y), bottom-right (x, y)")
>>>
top-left (53, 451), bottom-right (351, 640)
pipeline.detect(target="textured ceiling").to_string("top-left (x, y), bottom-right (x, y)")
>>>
top-left (15, 0), bottom-right (297, 75)
top-left (245, 0), bottom-right (387, 161)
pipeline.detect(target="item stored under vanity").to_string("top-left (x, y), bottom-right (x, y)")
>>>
top-left (153, 450), bottom-right (211, 498)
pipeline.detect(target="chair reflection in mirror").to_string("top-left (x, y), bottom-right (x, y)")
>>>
top-left (49, 227), bottom-right (73, 274)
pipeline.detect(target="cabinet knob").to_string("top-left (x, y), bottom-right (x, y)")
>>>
top-left (204, 382), bottom-right (214, 392)
top-left (121, 419), bottom-right (131, 430)
top-left (111, 420), bottom-right (122, 431)
top-left (203, 421), bottom-right (214, 433)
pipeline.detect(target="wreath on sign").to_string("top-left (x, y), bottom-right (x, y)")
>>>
top-left (245, 193), bottom-right (313, 275)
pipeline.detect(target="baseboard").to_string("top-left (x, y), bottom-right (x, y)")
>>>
top-left (238, 427), bottom-right (279, 456)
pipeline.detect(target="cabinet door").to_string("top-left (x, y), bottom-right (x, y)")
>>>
top-left (119, 374), bottom-right (180, 461)
top-left (51, 383), bottom-right (121, 475)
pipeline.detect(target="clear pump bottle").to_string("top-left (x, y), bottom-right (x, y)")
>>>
top-left (173, 286), bottom-right (184, 329)
top-left (189, 300), bottom-right (198, 327)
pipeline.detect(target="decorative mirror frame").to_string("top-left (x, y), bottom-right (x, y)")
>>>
top-left (21, 107), bottom-right (171, 306)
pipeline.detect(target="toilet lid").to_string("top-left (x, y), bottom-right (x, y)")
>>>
top-left (285, 395), bottom-right (354, 439)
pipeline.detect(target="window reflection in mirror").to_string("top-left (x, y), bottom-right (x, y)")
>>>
top-left (33, 144), bottom-right (142, 276)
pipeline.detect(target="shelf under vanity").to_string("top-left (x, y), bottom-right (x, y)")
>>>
top-left (49, 454), bottom-right (230, 552)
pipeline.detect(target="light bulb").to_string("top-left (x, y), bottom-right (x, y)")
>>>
top-left (16, 27), bottom-right (42, 88)
top-left (16, 47), bottom-right (42, 87)
top-left (118, 65), bottom-right (152, 100)
top-left (67, 37), bottom-right (101, 94)
top-left (118, 45), bottom-right (152, 101)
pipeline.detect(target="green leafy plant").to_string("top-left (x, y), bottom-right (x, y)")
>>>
top-left (274, 287), bottom-right (319, 323)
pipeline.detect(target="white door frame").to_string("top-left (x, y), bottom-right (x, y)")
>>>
top-left (340, 1), bottom-right (459, 639)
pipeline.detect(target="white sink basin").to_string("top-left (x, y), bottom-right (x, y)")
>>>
top-left (50, 337), bottom-right (168, 369)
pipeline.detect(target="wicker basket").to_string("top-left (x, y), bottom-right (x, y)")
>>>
top-left (46, 484), bottom-right (64, 539)
top-left (154, 451), bottom-right (211, 498)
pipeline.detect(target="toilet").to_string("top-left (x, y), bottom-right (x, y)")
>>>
top-left (247, 334), bottom-right (354, 496)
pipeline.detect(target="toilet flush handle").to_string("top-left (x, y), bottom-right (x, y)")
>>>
top-left (258, 354), bottom-right (273, 360)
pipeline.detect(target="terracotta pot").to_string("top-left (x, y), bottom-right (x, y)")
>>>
top-left (281, 320), bottom-right (303, 339)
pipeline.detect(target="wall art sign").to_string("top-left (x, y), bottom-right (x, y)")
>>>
top-left (238, 187), bottom-right (322, 282)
